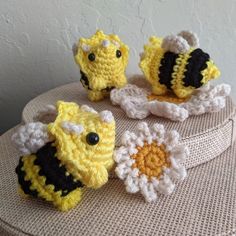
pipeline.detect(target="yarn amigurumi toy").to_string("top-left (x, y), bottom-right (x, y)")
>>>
top-left (139, 30), bottom-right (220, 99)
top-left (73, 30), bottom-right (129, 102)
top-left (12, 101), bottom-right (115, 211)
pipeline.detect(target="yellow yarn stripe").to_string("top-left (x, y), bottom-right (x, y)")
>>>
top-left (22, 155), bottom-right (83, 211)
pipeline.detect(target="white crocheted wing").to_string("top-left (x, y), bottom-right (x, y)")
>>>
top-left (12, 122), bottom-right (52, 155)
top-left (110, 83), bottom-right (231, 122)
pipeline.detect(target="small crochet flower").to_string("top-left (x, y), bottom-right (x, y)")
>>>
top-left (114, 122), bottom-right (189, 202)
top-left (110, 82), bottom-right (231, 122)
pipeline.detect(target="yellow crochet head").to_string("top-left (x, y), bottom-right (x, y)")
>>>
top-left (74, 30), bottom-right (129, 101)
top-left (139, 31), bottom-right (220, 99)
top-left (48, 101), bottom-right (116, 189)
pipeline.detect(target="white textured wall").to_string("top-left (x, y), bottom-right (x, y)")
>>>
top-left (0, 0), bottom-right (236, 134)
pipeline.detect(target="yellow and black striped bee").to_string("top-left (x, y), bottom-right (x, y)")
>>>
top-left (13, 101), bottom-right (115, 211)
top-left (140, 31), bottom-right (220, 99)
top-left (15, 142), bottom-right (84, 208)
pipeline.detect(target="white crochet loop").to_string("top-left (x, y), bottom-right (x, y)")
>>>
top-left (114, 122), bottom-right (188, 202)
top-left (102, 39), bottom-right (110, 48)
top-left (81, 43), bottom-right (91, 52)
top-left (11, 122), bottom-right (51, 155)
top-left (161, 35), bottom-right (190, 54)
top-left (110, 83), bottom-right (231, 122)
top-left (61, 121), bottom-right (84, 135)
top-left (99, 110), bottom-right (114, 123)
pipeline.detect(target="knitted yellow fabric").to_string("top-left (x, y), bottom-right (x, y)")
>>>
top-left (15, 101), bottom-right (116, 211)
top-left (74, 30), bottom-right (129, 101)
top-left (48, 101), bottom-right (116, 189)
top-left (140, 36), bottom-right (220, 98)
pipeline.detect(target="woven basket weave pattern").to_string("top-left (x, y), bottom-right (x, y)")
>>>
top-left (0, 126), bottom-right (236, 235)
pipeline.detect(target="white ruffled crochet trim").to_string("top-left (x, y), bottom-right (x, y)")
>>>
top-left (110, 83), bottom-right (231, 122)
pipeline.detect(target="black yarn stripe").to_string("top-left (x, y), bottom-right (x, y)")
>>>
top-left (183, 48), bottom-right (210, 88)
top-left (101, 86), bottom-right (115, 92)
top-left (80, 70), bottom-right (92, 90)
top-left (158, 52), bottom-right (179, 89)
top-left (15, 156), bottom-right (38, 197)
top-left (34, 142), bottom-right (83, 196)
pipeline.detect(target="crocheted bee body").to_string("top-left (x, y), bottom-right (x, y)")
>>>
top-left (13, 101), bottom-right (116, 211)
top-left (15, 142), bottom-right (84, 211)
top-left (74, 30), bottom-right (129, 101)
top-left (140, 31), bottom-right (220, 99)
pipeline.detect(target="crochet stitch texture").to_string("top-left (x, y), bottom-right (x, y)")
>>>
top-left (14, 101), bottom-right (116, 211)
top-left (139, 31), bottom-right (220, 98)
top-left (114, 122), bottom-right (189, 202)
top-left (74, 30), bottom-right (129, 101)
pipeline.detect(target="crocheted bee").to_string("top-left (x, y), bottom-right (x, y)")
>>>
top-left (73, 30), bottom-right (129, 101)
top-left (139, 31), bottom-right (220, 99)
top-left (12, 101), bottom-right (115, 211)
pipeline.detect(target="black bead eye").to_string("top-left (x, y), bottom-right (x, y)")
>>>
top-left (116, 50), bottom-right (122, 58)
top-left (88, 53), bottom-right (95, 61)
top-left (86, 132), bottom-right (99, 145)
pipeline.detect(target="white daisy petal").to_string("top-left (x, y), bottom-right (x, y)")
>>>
top-left (137, 122), bottom-right (151, 137)
top-left (113, 148), bottom-right (130, 163)
top-left (115, 160), bottom-right (135, 180)
top-left (146, 100), bottom-right (189, 122)
top-left (164, 130), bottom-right (180, 150)
top-left (125, 174), bottom-right (139, 193)
top-left (138, 174), bottom-right (148, 188)
top-left (111, 83), bottom-right (230, 122)
top-left (151, 177), bottom-right (159, 190)
top-left (114, 122), bottom-right (188, 202)
top-left (171, 145), bottom-right (189, 162)
top-left (120, 96), bottom-right (150, 119)
top-left (140, 182), bottom-right (157, 202)
top-left (166, 165), bottom-right (187, 181)
top-left (157, 174), bottom-right (175, 195)
top-left (135, 137), bottom-right (144, 147)
top-left (121, 131), bottom-right (137, 146)
top-left (169, 156), bottom-right (180, 169)
top-left (151, 123), bottom-right (165, 144)
top-left (128, 146), bottom-right (138, 155)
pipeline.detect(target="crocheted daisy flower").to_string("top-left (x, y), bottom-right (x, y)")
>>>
top-left (114, 122), bottom-right (189, 202)
top-left (110, 81), bottom-right (231, 122)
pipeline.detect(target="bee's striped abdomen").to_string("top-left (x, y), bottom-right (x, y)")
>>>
top-left (159, 52), bottom-right (178, 89)
top-left (16, 142), bottom-right (83, 198)
top-left (34, 142), bottom-right (83, 196)
top-left (15, 157), bottom-right (38, 197)
top-left (183, 48), bottom-right (210, 88)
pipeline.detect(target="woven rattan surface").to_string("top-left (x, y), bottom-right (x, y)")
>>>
top-left (0, 125), bottom-right (235, 235)
top-left (22, 81), bottom-right (236, 169)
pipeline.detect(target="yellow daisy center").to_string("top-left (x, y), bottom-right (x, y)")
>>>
top-left (147, 92), bottom-right (189, 104)
top-left (131, 142), bottom-right (170, 179)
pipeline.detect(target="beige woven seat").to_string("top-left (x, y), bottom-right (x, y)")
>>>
top-left (0, 82), bottom-right (236, 235)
